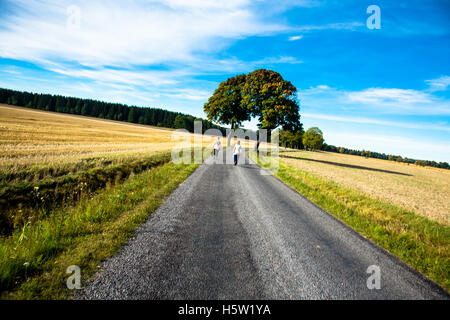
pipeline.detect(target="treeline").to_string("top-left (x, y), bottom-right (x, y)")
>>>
top-left (323, 144), bottom-right (450, 170)
top-left (0, 88), bottom-right (228, 135)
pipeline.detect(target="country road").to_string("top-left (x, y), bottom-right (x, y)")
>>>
top-left (79, 149), bottom-right (449, 300)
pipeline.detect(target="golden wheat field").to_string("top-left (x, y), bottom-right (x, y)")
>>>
top-left (0, 105), bottom-right (226, 165)
top-left (0, 104), bottom-right (188, 161)
top-left (280, 150), bottom-right (450, 225)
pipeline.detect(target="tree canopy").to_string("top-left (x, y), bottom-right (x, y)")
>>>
top-left (277, 129), bottom-right (304, 149)
top-left (302, 127), bottom-right (324, 150)
top-left (203, 74), bottom-right (249, 130)
top-left (242, 69), bottom-right (301, 131)
top-left (203, 69), bottom-right (302, 133)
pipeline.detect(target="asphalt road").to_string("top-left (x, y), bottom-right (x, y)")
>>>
top-left (79, 149), bottom-right (449, 299)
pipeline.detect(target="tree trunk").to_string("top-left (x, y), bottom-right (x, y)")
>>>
top-left (227, 120), bottom-right (235, 146)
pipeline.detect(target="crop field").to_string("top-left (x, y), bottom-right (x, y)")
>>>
top-left (280, 150), bottom-right (450, 225)
top-left (0, 104), bottom-right (200, 170)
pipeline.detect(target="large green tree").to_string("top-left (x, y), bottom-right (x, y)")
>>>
top-left (242, 69), bottom-right (301, 131)
top-left (302, 127), bottom-right (324, 150)
top-left (203, 69), bottom-right (302, 145)
top-left (278, 129), bottom-right (304, 149)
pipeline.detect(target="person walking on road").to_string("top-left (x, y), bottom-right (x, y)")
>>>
top-left (213, 137), bottom-right (221, 159)
top-left (233, 140), bottom-right (241, 166)
top-left (254, 140), bottom-right (260, 152)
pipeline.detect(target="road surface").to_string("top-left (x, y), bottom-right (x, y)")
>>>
top-left (79, 149), bottom-right (449, 299)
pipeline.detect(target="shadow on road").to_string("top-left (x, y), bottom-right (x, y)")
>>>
top-left (238, 164), bottom-right (260, 170)
top-left (280, 154), bottom-right (413, 177)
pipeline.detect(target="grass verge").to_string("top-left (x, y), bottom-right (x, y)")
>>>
top-left (250, 151), bottom-right (449, 292)
top-left (0, 160), bottom-right (199, 299)
top-left (0, 152), bottom-right (172, 236)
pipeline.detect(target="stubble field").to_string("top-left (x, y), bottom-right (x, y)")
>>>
top-left (0, 104), bottom-right (200, 172)
top-left (280, 151), bottom-right (450, 225)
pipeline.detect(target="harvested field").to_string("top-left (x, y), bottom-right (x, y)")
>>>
top-left (280, 150), bottom-right (450, 225)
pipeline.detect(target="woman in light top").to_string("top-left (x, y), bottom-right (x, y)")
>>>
top-left (233, 140), bottom-right (241, 166)
top-left (213, 137), bottom-right (221, 159)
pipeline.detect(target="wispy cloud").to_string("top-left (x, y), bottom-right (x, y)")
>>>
top-left (254, 56), bottom-right (303, 65)
top-left (48, 66), bottom-right (181, 87)
top-left (347, 88), bottom-right (432, 104)
top-left (288, 35), bottom-right (303, 41)
top-left (40, 54), bottom-right (303, 91)
top-left (346, 88), bottom-right (450, 115)
top-left (426, 75), bottom-right (450, 92)
top-left (301, 85), bottom-right (450, 116)
top-left (162, 88), bottom-right (212, 101)
top-left (0, 0), bottom-right (369, 104)
top-left (293, 22), bottom-right (364, 32)
top-left (0, 0), bottom-right (285, 68)
top-left (0, 0), bottom-right (314, 103)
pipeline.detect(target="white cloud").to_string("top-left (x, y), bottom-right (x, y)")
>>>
top-left (300, 85), bottom-right (450, 161)
top-left (0, 0), bottom-right (313, 102)
top-left (288, 35), bottom-right (303, 41)
top-left (426, 76), bottom-right (450, 92)
top-left (0, 0), bottom-right (285, 68)
top-left (293, 22), bottom-right (364, 32)
top-left (254, 56), bottom-right (303, 65)
top-left (184, 55), bottom-right (304, 74)
top-left (161, 0), bottom-right (250, 10)
top-left (347, 88), bottom-right (431, 104)
top-left (346, 88), bottom-right (450, 114)
top-left (37, 54), bottom-right (303, 92)
top-left (0, 1), bottom-right (365, 76)
top-left (300, 86), bottom-right (450, 115)
top-left (48, 66), bottom-right (181, 87)
top-left (0, 0), bottom-right (369, 104)
top-left (163, 88), bottom-right (212, 101)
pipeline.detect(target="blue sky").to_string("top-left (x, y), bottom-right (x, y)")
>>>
top-left (0, 0), bottom-right (449, 162)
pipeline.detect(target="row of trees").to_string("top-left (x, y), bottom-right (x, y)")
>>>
top-left (323, 144), bottom-right (450, 169)
top-left (0, 88), bottom-right (227, 135)
top-left (277, 127), bottom-right (324, 150)
top-left (277, 129), bottom-right (304, 149)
